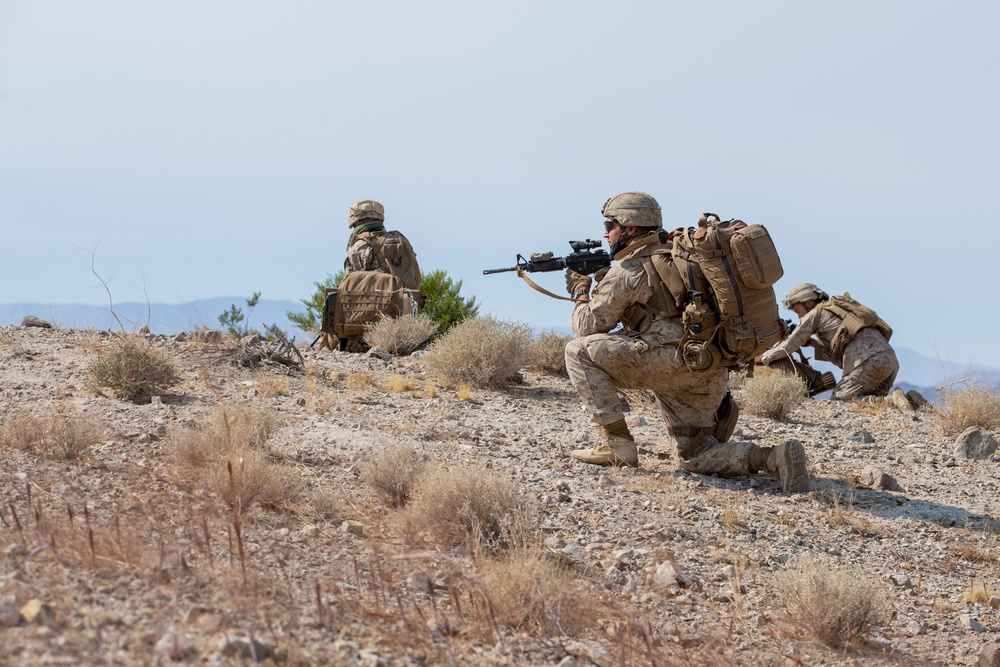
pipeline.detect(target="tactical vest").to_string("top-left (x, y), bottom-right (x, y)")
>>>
top-left (814, 293), bottom-right (893, 364)
top-left (358, 230), bottom-right (421, 292)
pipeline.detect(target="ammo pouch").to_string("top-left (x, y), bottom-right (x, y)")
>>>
top-left (327, 271), bottom-right (415, 339)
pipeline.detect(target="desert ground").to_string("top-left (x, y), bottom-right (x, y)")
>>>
top-left (1, 323), bottom-right (998, 666)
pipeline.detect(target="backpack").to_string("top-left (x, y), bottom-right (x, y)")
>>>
top-left (321, 271), bottom-right (417, 340)
top-left (649, 213), bottom-right (787, 372)
top-left (816, 292), bottom-right (893, 363)
top-left (360, 230), bottom-right (422, 292)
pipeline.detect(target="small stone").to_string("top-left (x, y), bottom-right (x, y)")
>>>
top-left (19, 599), bottom-right (53, 624)
top-left (365, 347), bottom-right (392, 362)
top-left (342, 520), bottom-right (364, 536)
top-left (150, 395), bottom-right (163, 405)
top-left (718, 565), bottom-right (737, 581)
top-left (960, 614), bottom-right (984, 633)
top-left (846, 430), bottom-right (875, 444)
top-left (216, 633), bottom-right (274, 659)
top-left (906, 620), bottom-right (922, 636)
top-left (989, 596), bottom-right (1000, 611)
top-left (20, 316), bottom-right (52, 329)
top-left (246, 388), bottom-right (258, 398)
top-left (173, 332), bottom-right (189, 342)
top-left (861, 466), bottom-right (901, 491)
top-left (890, 573), bottom-right (913, 588)
top-left (296, 397), bottom-right (306, 406)
top-left (653, 562), bottom-right (692, 589)
top-left (0, 604), bottom-right (20, 628)
top-left (980, 642), bottom-right (1000, 667)
top-left (954, 427), bottom-right (998, 460)
top-left (154, 631), bottom-right (197, 660)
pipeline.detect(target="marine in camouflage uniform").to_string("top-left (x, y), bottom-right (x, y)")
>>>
top-left (563, 192), bottom-right (809, 492)
top-left (758, 283), bottom-right (898, 401)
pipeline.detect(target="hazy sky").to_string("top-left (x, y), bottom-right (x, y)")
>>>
top-left (2, 1), bottom-right (998, 367)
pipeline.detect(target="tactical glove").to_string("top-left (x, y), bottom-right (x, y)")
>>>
top-left (565, 269), bottom-right (592, 297)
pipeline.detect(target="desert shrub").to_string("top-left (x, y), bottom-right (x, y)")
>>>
top-left (362, 443), bottom-right (425, 508)
top-left (0, 414), bottom-right (105, 460)
top-left (740, 372), bottom-right (808, 420)
top-left (479, 548), bottom-right (597, 634)
top-left (775, 557), bottom-right (887, 649)
top-left (363, 313), bottom-right (438, 356)
top-left (88, 337), bottom-right (180, 401)
top-left (528, 330), bottom-right (574, 377)
top-left (397, 464), bottom-right (535, 554)
top-left (421, 317), bottom-right (533, 388)
top-left (938, 384), bottom-right (1000, 436)
top-left (173, 404), bottom-right (298, 509)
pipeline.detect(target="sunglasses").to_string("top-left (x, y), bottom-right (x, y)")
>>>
top-left (604, 219), bottom-right (620, 232)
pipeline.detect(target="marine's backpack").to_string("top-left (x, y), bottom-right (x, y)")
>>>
top-left (816, 292), bottom-right (893, 363)
top-left (358, 230), bottom-right (422, 292)
top-left (645, 213), bottom-right (787, 372)
top-left (321, 271), bottom-right (418, 341)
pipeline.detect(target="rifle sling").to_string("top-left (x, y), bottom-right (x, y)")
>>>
top-left (517, 268), bottom-right (583, 303)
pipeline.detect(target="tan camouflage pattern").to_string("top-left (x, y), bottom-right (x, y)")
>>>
top-left (565, 247), bottom-right (756, 476)
top-left (344, 238), bottom-right (378, 273)
top-left (348, 199), bottom-right (385, 227)
top-left (759, 306), bottom-right (897, 399)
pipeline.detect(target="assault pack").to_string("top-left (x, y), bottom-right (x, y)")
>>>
top-left (816, 293), bottom-right (893, 363)
top-left (321, 271), bottom-right (419, 341)
top-left (358, 230), bottom-right (421, 292)
top-left (640, 213), bottom-right (787, 372)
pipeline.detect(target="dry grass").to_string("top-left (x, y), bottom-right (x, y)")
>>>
top-left (345, 371), bottom-right (377, 391)
top-left (938, 384), bottom-right (1000, 436)
top-left (257, 375), bottom-right (290, 397)
top-left (173, 404), bottom-right (300, 509)
top-left (362, 443), bottom-right (425, 508)
top-left (775, 557), bottom-right (888, 649)
top-left (963, 578), bottom-right (994, 604)
top-left (387, 374), bottom-right (417, 393)
top-left (87, 337), bottom-right (180, 401)
top-left (456, 383), bottom-right (472, 401)
top-left (421, 317), bottom-right (534, 389)
top-left (528, 330), bottom-right (574, 377)
top-left (478, 548), bottom-right (598, 634)
top-left (397, 464), bottom-right (535, 555)
top-left (363, 313), bottom-right (438, 356)
top-left (0, 413), bottom-right (106, 460)
top-left (622, 388), bottom-right (657, 409)
top-left (425, 379), bottom-right (439, 398)
top-left (739, 372), bottom-right (807, 420)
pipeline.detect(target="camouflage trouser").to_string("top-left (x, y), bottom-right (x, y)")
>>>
top-left (832, 330), bottom-right (899, 400)
top-left (565, 332), bottom-right (754, 476)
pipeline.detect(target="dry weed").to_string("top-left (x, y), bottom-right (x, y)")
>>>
top-left (388, 374), bottom-right (417, 393)
top-left (938, 384), bottom-right (1000, 436)
top-left (363, 313), bottom-right (438, 356)
top-left (425, 379), bottom-right (439, 398)
top-left (621, 388), bottom-right (657, 410)
top-left (739, 372), bottom-right (807, 420)
top-left (173, 404), bottom-right (299, 509)
top-left (397, 464), bottom-right (535, 554)
top-left (775, 557), bottom-right (887, 649)
top-left (528, 330), bottom-right (574, 377)
top-left (456, 383), bottom-right (472, 401)
top-left (87, 337), bottom-right (180, 401)
top-left (362, 443), bottom-right (425, 508)
top-left (256, 375), bottom-right (290, 397)
top-left (421, 317), bottom-right (534, 388)
top-left (478, 548), bottom-right (597, 634)
top-left (0, 413), bottom-right (105, 460)
top-left (963, 578), bottom-right (995, 604)
top-left (345, 372), bottom-right (376, 391)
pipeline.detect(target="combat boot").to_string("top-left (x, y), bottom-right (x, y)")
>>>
top-left (887, 388), bottom-right (913, 412)
top-left (713, 391), bottom-right (739, 443)
top-left (749, 439), bottom-right (809, 492)
top-left (571, 419), bottom-right (639, 467)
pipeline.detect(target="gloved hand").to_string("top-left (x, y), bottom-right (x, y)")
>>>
top-left (593, 266), bottom-right (611, 283)
top-left (565, 269), bottom-right (592, 297)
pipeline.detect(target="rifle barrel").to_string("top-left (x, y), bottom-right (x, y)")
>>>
top-left (483, 266), bottom-right (519, 275)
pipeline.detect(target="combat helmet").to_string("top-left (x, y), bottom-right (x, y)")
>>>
top-left (781, 283), bottom-right (830, 310)
top-left (348, 199), bottom-right (385, 228)
top-left (601, 191), bottom-right (662, 228)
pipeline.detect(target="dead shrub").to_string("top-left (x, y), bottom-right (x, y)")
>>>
top-left (397, 464), bottom-right (535, 554)
top-left (938, 384), bottom-right (1000, 436)
top-left (528, 330), bottom-right (574, 377)
top-left (775, 557), bottom-right (887, 649)
top-left (363, 313), bottom-right (438, 356)
top-left (421, 317), bottom-right (534, 388)
top-left (740, 372), bottom-right (808, 420)
top-left (362, 443), bottom-right (425, 508)
top-left (87, 337), bottom-right (180, 401)
top-left (479, 548), bottom-right (597, 634)
top-left (0, 413), bottom-right (105, 460)
top-left (173, 404), bottom-right (299, 509)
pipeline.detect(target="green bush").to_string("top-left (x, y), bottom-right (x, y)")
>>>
top-left (286, 273), bottom-right (343, 333)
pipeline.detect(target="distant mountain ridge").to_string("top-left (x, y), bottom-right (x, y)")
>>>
top-left (2, 301), bottom-right (998, 395)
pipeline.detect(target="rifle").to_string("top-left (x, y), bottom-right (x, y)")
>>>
top-left (483, 239), bottom-right (610, 276)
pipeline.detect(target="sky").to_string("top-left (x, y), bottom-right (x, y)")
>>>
top-left (1, 1), bottom-right (998, 368)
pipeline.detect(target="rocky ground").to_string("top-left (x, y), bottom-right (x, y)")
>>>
top-left (1, 323), bottom-right (999, 666)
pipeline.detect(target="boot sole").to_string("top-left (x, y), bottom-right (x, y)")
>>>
top-left (570, 454), bottom-right (639, 467)
top-left (779, 440), bottom-right (809, 493)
